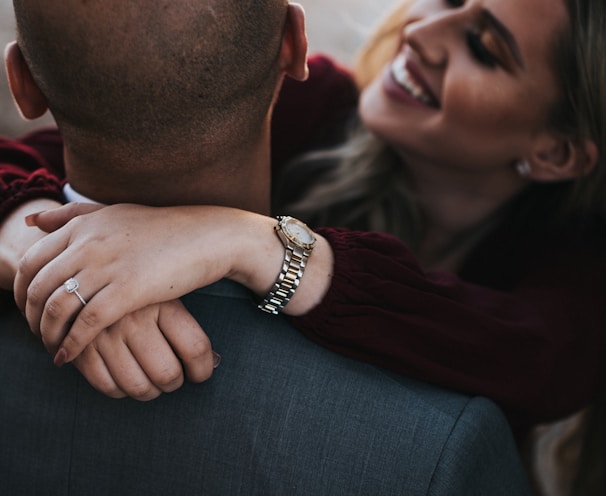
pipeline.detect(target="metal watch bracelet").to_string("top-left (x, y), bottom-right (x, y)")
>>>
top-left (258, 216), bottom-right (316, 315)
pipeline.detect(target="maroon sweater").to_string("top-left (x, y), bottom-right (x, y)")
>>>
top-left (1, 55), bottom-right (604, 434)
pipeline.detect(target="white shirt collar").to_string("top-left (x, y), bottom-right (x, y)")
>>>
top-left (62, 183), bottom-right (102, 205)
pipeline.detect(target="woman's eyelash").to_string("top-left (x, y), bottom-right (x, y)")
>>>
top-left (466, 31), bottom-right (497, 68)
top-left (443, 0), bottom-right (499, 69)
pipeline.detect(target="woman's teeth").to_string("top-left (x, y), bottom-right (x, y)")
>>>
top-left (390, 54), bottom-right (433, 105)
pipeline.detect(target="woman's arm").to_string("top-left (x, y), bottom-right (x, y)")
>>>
top-left (22, 202), bottom-right (605, 430)
top-left (15, 204), bottom-right (334, 361)
top-left (18, 202), bottom-right (604, 429)
top-left (293, 228), bottom-right (606, 430)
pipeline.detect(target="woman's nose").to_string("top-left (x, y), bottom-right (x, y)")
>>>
top-left (402, 11), bottom-right (460, 68)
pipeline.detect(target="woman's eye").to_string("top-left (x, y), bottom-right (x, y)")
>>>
top-left (466, 30), bottom-right (497, 68)
top-left (445, 0), bottom-right (465, 7)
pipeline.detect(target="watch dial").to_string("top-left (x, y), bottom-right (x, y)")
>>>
top-left (284, 218), bottom-right (315, 245)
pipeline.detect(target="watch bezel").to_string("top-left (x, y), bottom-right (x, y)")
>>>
top-left (279, 216), bottom-right (317, 251)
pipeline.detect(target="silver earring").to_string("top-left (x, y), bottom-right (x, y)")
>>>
top-left (515, 160), bottom-right (531, 177)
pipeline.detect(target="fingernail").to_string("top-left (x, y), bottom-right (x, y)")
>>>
top-left (212, 351), bottom-right (222, 369)
top-left (53, 348), bottom-right (67, 367)
top-left (24, 211), bottom-right (44, 226)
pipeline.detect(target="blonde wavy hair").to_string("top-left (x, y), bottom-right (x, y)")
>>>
top-left (353, 0), bottom-right (412, 90)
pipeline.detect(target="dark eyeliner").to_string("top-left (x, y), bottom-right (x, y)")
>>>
top-left (466, 30), bottom-right (497, 68)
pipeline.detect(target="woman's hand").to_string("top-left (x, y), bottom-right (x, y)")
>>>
top-left (14, 203), bottom-right (270, 363)
top-left (72, 300), bottom-right (219, 400)
top-left (4, 201), bottom-right (219, 399)
top-left (15, 202), bottom-right (334, 365)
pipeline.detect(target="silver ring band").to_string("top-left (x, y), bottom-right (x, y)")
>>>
top-left (63, 277), bottom-right (87, 306)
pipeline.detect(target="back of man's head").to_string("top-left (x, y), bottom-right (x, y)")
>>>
top-left (12, 0), bottom-right (288, 159)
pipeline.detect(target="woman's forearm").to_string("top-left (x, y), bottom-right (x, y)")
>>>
top-left (14, 205), bottom-right (334, 364)
top-left (16, 205), bottom-right (334, 329)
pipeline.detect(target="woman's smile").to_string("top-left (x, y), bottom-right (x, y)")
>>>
top-left (386, 51), bottom-right (440, 108)
top-left (360, 0), bottom-right (567, 173)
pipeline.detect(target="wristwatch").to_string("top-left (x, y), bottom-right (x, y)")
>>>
top-left (258, 216), bottom-right (317, 315)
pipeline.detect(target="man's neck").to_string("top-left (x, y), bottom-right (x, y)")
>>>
top-left (63, 130), bottom-right (273, 215)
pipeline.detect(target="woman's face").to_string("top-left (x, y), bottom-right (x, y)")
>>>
top-left (359, 0), bottom-right (569, 171)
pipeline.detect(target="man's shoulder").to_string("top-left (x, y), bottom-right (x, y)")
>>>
top-left (0, 282), bottom-right (531, 495)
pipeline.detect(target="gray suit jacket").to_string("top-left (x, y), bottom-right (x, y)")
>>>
top-left (0, 280), bottom-right (531, 495)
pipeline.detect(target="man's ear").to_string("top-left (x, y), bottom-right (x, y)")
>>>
top-left (279, 3), bottom-right (308, 82)
top-left (4, 41), bottom-right (48, 120)
top-left (527, 131), bottom-right (598, 182)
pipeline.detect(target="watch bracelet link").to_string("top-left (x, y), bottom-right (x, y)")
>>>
top-left (258, 244), bottom-right (310, 315)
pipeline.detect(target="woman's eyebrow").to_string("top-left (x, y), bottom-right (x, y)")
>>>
top-left (482, 9), bottom-right (525, 69)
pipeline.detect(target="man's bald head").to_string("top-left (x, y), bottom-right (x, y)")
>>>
top-left (12, 0), bottom-right (288, 155)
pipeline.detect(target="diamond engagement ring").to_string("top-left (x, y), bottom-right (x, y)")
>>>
top-left (63, 277), bottom-right (87, 306)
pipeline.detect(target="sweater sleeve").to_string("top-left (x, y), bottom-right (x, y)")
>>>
top-left (0, 128), bottom-right (66, 218)
top-left (294, 228), bottom-right (605, 431)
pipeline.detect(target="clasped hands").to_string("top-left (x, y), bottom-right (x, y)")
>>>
top-left (14, 203), bottom-right (247, 400)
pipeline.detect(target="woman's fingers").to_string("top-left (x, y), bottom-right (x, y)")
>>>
top-left (14, 224), bottom-right (72, 316)
top-left (19, 204), bottom-right (242, 342)
top-left (27, 202), bottom-right (104, 233)
top-left (53, 285), bottom-right (137, 365)
top-left (36, 268), bottom-right (108, 352)
top-left (18, 204), bottom-right (250, 363)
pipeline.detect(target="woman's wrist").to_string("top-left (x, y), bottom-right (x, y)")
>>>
top-left (282, 233), bottom-right (333, 316)
top-left (226, 212), bottom-right (334, 316)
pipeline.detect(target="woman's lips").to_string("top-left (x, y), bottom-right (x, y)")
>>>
top-left (384, 52), bottom-right (440, 109)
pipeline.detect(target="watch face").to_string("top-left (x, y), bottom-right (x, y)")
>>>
top-left (282, 217), bottom-right (316, 248)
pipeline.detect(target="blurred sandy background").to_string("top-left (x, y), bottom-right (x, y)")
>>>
top-left (0, 0), bottom-right (394, 136)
